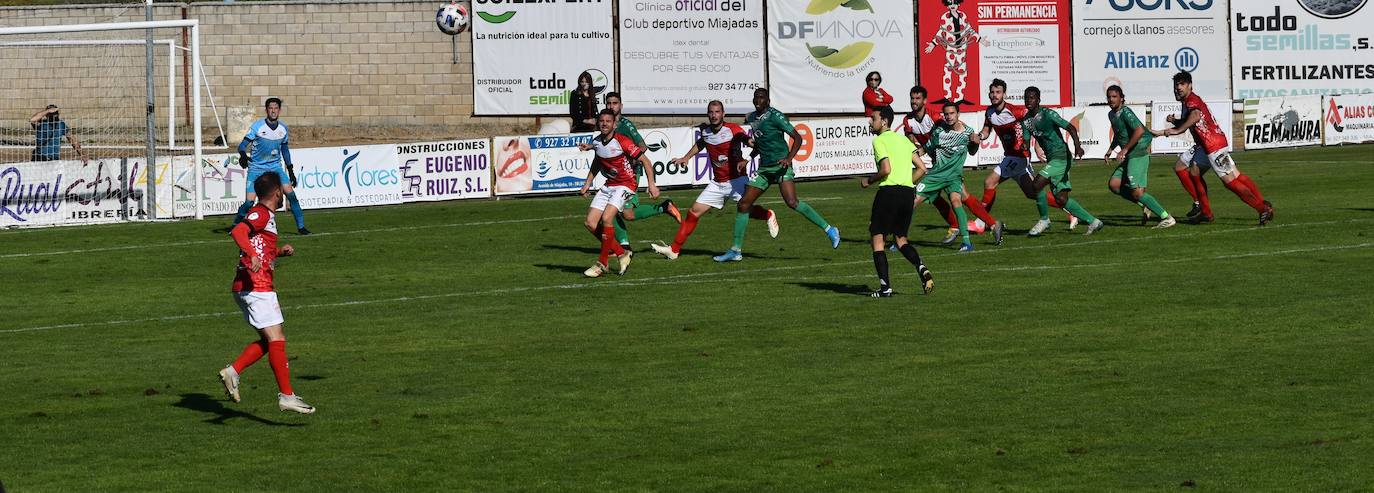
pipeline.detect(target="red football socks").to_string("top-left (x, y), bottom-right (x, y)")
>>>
top-left (230, 341), bottom-right (267, 373)
top-left (1224, 175), bottom-right (1266, 212)
top-left (1239, 174), bottom-right (1267, 205)
top-left (671, 213), bottom-right (702, 253)
top-left (1193, 174), bottom-right (1213, 216)
top-left (1044, 191), bottom-right (1062, 209)
top-left (1175, 168), bottom-right (1198, 200)
top-left (267, 340), bottom-right (292, 395)
top-left (982, 187), bottom-right (998, 211)
top-left (963, 194), bottom-right (997, 225)
top-left (598, 225), bottom-right (624, 265)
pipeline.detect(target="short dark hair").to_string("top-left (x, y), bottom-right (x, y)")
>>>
top-left (604, 91), bottom-right (621, 104)
top-left (754, 87), bottom-right (769, 97)
top-left (265, 97), bottom-right (282, 108)
top-left (253, 169), bottom-right (283, 198)
top-left (875, 105), bottom-right (895, 126)
top-left (910, 85), bottom-right (928, 97)
top-left (1025, 86), bottom-right (1041, 98)
top-left (1172, 71), bottom-right (1192, 84)
top-left (989, 78), bottom-right (1007, 91)
top-left (942, 101), bottom-right (960, 112)
top-left (597, 108), bottom-right (617, 119)
top-left (707, 100), bottom-right (724, 111)
top-left (1106, 84), bottom-right (1124, 98)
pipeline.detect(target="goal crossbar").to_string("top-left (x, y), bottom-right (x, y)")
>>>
top-left (0, 19), bottom-right (207, 219)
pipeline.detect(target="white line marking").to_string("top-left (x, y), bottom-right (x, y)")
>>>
top-left (5, 233), bottom-right (1370, 335)
top-left (0, 197), bottom-right (847, 259)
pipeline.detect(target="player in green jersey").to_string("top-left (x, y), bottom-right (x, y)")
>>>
top-left (914, 102), bottom-right (985, 253)
top-left (713, 88), bottom-right (841, 262)
top-left (1020, 86), bottom-right (1104, 237)
top-left (1104, 85), bottom-right (1175, 229)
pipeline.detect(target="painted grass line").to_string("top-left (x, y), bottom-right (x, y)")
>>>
top-left (4, 224), bottom-right (1368, 335)
top-left (0, 214), bottom-right (582, 259)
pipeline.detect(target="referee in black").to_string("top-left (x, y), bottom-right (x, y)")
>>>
top-left (861, 106), bottom-right (934, 297)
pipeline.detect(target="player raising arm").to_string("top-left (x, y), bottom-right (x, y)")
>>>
top-left (1152, 71), bottom-right (1274, 226)
top-left (714, 88), bottom-right (841, 263)
top-left (651, 100), bottom-right (778, 260)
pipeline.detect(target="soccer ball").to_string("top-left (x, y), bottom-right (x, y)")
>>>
top-left (436, 2), bottom-right (469, 35)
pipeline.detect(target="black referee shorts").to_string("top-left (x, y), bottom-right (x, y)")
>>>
top-left (869, 185), bottom-right (915, 237)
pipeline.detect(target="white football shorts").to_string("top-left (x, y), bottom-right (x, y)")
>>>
top-left (1182, 145), bottom-right (1237, 177)
top-left (233, 291), bottom-right (284, 329)
top-left (590, 185), bottom-right (635, 212)
top-left (695, 176), bottom-right (750, 209)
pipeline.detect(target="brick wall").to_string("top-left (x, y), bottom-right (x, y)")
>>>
top-left (0, 1), bottom-right (702, 150)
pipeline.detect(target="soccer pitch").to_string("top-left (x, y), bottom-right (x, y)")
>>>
top-left (2, 145), bottom-right (1371, 491)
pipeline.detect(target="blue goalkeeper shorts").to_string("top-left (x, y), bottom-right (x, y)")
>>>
top-left (246, 165), bottom-right (291, 194)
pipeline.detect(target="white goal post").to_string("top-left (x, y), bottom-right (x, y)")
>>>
top-left (0, 19), bottom-right (207, 220)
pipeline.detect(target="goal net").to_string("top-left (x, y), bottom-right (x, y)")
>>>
top-left (0, 19), bottom-right (219, 227)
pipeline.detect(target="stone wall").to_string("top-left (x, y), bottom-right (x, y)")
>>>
top-left (0, 1), bottom-right (699, 151)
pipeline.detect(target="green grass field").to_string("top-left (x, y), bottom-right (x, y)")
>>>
top-left (2, 145), bottom-right (1372, 491)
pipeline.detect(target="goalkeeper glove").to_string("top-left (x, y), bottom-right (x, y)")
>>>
top-left (287, 165), bottom-right (298, 187)
top-left (237, 154), bottom-right (250, 169)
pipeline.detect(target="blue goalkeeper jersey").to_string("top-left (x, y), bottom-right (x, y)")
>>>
top-left (242, 119), bottom-right (290, 170)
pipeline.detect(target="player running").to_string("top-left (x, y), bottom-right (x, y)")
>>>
top-left (1021, 86), bottom-right (1104, 236)
top-left (651, 100), bottom-right (779, 260)
top-left (901, 85), bottom-right (1003, 245)
top-left (1104, 85), bottom-right (1175, 229)
top-left (233, 97), bottom-right (309, 235)
top-left (218, 172), bottom-right (315, 414)
top-left (713, 88), bottom-right (841, 262)
top-left (864, 105), bottom-right (935, 297)
top-left (1152, 71), bottom-right (1274, 225)
top-left (602, 92), bottom-right (682, 248)
top-left (577, 109), bottom-right (660, 277)
top-left (914, 102), bottom-right (984, 253)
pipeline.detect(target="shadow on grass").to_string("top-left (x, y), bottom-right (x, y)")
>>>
top-left (788, 282), bottom-right (872, 296)
top-left (173, 393), bottom-right (304, 427)
top-left (541, 244), bottom-right (599, 255)
top-left (534, 263), bottom-right (589, 274)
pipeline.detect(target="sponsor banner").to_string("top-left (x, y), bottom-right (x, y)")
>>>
top-left (919, 0), bottom-right (1072, 108)
top-left (1242, 95), bottom-right (1323, 149)
top-left (637, 127), bottom-right (700, 187)
top-left (617, 0), bottom-right (765, 114)
top-left (171, 154), bottom-right (248, 218)
top-left (493, 133), bottom-right (598, 195)
top-left (788, 118), bottom-right (877, 178)
top-left (472, 0), bottom-right (614, 115)
top-left (1324, 93), bottom-right (1374, 145)
top-left (289, 145), bottom-right (404, 209)
top-left (1056, 105), bottom-right (1150, 159)
top-left (1231, 0), bottom-right (1374, 99)
top-left (767, 0), bottom-right (916, 113)
top-left (1149, 99), bottom-right (1235, 154)
top-left (396, 140), bottom-right (493, 202)
top-left (1071, 0), bottom-right (1230, 106)
top-left (127, 157), bottom-right (175, 219)
top-left (1, 158), bottom-right (144, 228)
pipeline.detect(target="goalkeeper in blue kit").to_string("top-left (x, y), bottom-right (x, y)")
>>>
top-left (233, 97), bottom-right (310, 235)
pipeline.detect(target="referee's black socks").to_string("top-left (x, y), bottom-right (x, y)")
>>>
top-left (898, 243), bottom-right (923, 268)
top-left (872, 251), bottom-right (890, 288)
